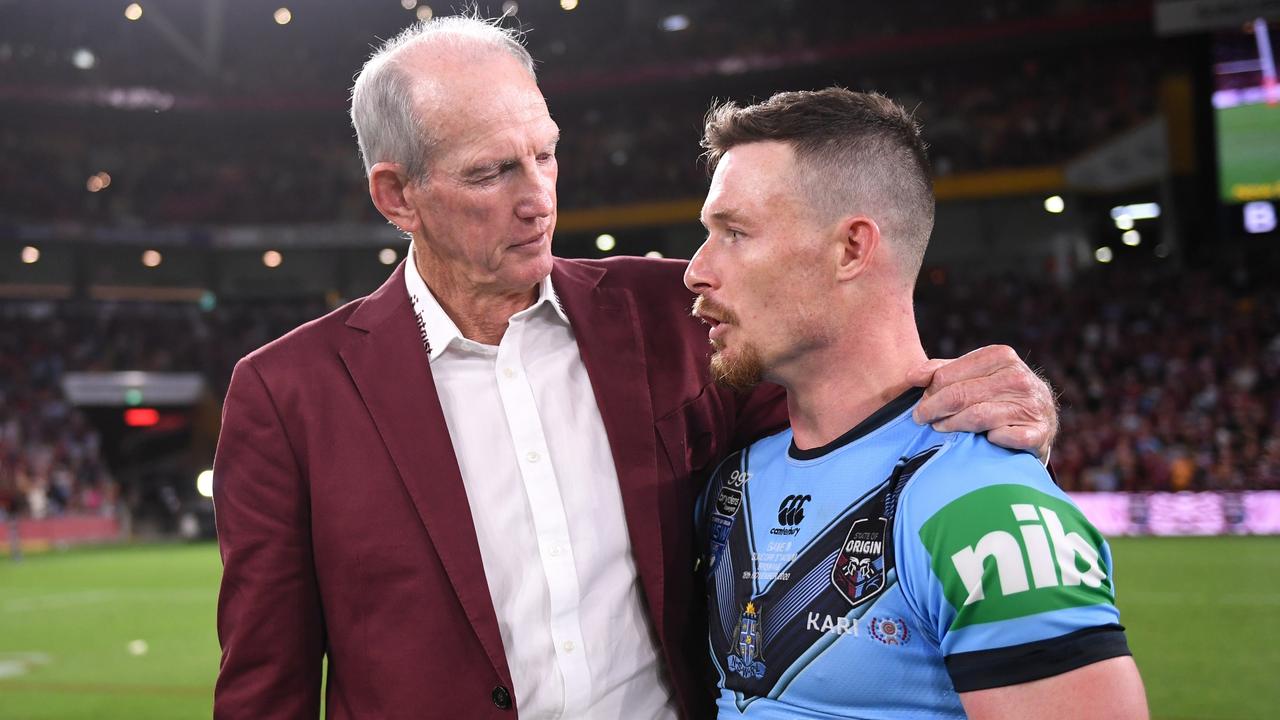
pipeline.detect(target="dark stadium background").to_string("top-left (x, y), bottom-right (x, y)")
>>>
top-left (1, 1), bottom-right (1278, 718)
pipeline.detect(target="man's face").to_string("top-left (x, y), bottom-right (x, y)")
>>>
top-left (684, 142), bottom-right (834, 389)
top-left (405, 53), bottom-right (560, 295)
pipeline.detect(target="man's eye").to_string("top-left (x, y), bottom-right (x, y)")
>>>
top-left (537, 152), bottom-right (555, 163)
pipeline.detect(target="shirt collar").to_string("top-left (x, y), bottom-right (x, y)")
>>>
top-left (404, 244), bottom-right (570, 362)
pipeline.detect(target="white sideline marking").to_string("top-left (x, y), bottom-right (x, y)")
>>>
top-left (0, 652), bottom-right (51, 680)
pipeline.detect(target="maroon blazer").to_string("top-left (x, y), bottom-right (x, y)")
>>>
top-left (213, 256), bottom-right (787, 719)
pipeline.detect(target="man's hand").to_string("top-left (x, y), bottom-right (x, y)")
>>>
top-left (907, 345), bottom-right (1058, 462)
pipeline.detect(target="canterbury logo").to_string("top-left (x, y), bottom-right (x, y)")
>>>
top-left (777, 494), bottom-right (811, 527)
top-left (951, 503), bottom-right (1106, 606)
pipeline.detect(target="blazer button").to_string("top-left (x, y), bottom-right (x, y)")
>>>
top-left (491, 685), bottom-right (512, 710)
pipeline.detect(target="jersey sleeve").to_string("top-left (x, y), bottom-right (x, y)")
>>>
top-left (893, 433), bottom-right (1132, 693)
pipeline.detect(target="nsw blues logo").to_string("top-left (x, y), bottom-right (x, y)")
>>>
top-left (832, 517), bottom-right (888, 607)
top-left (727, 601), bottom-right (767, 679)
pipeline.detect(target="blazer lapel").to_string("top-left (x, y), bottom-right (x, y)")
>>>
top-left (339, 262), bottom-right (511, 688)
top-left (552, 259), bottom-right (667, 639)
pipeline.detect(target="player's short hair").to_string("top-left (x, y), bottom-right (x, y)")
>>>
top-left (349, 13), bottom-right (535, 182)
top-left (702, 88), bottom-right (935, 279)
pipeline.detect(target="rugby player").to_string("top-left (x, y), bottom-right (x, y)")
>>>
top-left (687, 88), bottom-right (1149, 719)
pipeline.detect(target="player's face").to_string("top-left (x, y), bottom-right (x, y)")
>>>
top-left (406, 54), bottom-right (560, 296)
top-left (685, 141), bottom-right (833, 389)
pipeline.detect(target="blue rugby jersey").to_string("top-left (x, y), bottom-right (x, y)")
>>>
top-left (698, 387), bottom-right (1131, 719)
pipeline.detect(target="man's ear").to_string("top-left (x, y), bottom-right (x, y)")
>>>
top-left (369, 161), bottom-right (422, 234)
top-left (834, 215), bottom-right (880, 283)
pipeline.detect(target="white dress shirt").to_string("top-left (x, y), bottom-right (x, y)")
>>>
top-left (405, 253), bottom-right (676, 720)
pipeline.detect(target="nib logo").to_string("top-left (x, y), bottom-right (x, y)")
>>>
top-left (920, 485), bottom-right (1114, 629)
top-left (951, 504), bottom-right (1106, 605)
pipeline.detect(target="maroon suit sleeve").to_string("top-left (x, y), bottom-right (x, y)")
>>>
top-left (213, 358), bottom-right (325, 719)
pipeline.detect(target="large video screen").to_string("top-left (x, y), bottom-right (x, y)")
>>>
top-left (1213, 19), bottom-right (1280, 206)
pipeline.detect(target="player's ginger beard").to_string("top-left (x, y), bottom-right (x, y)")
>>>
top-left (693, 295), bottom-right (766, 392)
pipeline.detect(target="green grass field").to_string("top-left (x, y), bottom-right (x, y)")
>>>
top-left (0, 537), bottom-right (1277, 719)
top-left (1216, 102), bottom-right (1280, 202)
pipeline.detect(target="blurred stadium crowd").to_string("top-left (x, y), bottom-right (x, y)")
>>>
top-left (0, 1), bottom-right (1156, 225)
top-left (0, 299), bottom-right (324, 520)
top-left (0, 48), bottom-right (1157, 225)
top-left (4, 264), bottom-right (1277, 521)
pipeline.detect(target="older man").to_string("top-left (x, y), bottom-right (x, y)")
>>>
top-left (213, 17), bottom-right (1058, 720)
top-left (688, 88), bottom-right (1147, 719)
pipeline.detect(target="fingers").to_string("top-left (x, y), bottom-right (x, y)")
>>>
top-left (907, 358), bottom-right (950, 389)
top-left (931, 404), bottom-right (1051, 458)
top-left (927, 345), bottom-right (1022, 391)
top-left (985, 425), bottom-right (1046, 456)
top-left (929, 401), bottom-right (1039, 434)
top-left (915, 366), bottom-right (1037, 424)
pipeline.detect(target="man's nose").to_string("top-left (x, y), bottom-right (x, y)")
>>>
top-left (516, 164), bottom-right (555, 220)
top-left (684, 240), bottom-right (717, 293)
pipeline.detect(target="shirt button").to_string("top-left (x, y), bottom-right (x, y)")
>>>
top-left (549, 545), bottom-right (562, 557)
top-left (502, 367), bottom-right (515, 379)
top-left (562, 640), bottom-right (575, 653)
top-left (491, 685), bottom-right (512, 710)
top-left (526, 450), bottom-right (540, 463)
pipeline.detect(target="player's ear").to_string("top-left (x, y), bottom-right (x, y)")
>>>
top-left (834, 216), bottom-right (880, 283)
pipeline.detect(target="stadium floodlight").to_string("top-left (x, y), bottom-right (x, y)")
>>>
top-left (661, 14), bottom-right (691, 32)
top-left (645, 250), bottom-right (664, 258)
top-left (1043, 195), bottom-right (1065, 214)
top-left (1110, 203), bottom-right (1160, 220)
top-left (1094, 247), bottom-right (1113, 263)
top-left (21, 246), bottom-right (39, 264)
top-left (595, 234), bottom-right (616, 252)
top-left (379, 248), bottom-right (398, 265)
top-left (560, 0), bottom-right (578, 11)
top-left (141, 249), bottom-right (162, 268)
top-left (416, 5), bottom-right (433, 21)
top-left (400, 0), bottom-right (416, 9)
top-left (501, 1), bottom-right (519, 16)
top-left (86, 174), bottom-right (105, 192)
top-left (71, 48), bottom-right (96, 70)
top-left (197, 470), bottom-right (214, 498)
top-left (273, 7), bottom-right (292, 25)
top-left (1122, 230), bottom-right (1141, 247)
top-left (263, 250), bottom-right (283, 268)
top-left (124, 3), bottom-right (143, 21)
top-left (1114, 214), bottom-right (1135, 230)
